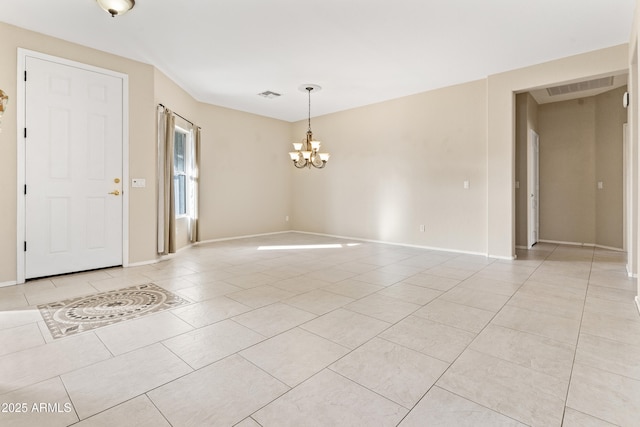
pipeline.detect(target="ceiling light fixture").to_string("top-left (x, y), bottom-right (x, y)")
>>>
top-left (289, 85), bottom-right (330, 169)
top-left (96, 0), bottom-right (135, 17)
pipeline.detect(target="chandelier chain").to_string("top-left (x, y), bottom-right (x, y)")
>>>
top-left (307, 87), bottom-right (312, 133)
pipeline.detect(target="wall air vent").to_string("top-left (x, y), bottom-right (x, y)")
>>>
top-left (546, 77), bottom-right (614, 97)
top-left (258, 90), bottom-right (281, 99)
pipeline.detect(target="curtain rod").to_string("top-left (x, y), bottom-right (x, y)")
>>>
top-left (158, 103), bottom-right (201, 129)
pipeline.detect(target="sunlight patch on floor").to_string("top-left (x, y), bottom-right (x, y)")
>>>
top-left (258, 243), bottom-right (361, 251)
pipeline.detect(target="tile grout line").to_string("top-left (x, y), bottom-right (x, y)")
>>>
top-left (145, 392), bottom-right (175, 427)
top-left (414, 243), bottom-right (558, 426)
top-left (394, 385), bottom-right (529, 427)
top-left (323, 250), bottom-right (548, 425)
top-left (559, 244), bottom-right (595, 426)
top-left (232, 352), bottom-right (295, 422)
top-left (572, 330), bottom-right (640, 382)
top-left (232, 273), bottom-right (459, 424)
top-left (60, 373), bottom-right (89, 425)
top-left (2, 237), bottom-right (635, 426)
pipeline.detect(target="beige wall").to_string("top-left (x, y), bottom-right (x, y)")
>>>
top-left (515, 93), bottom-right (539, 247)
top-left (539, 97), bottom-right (598, 244)
top-left (535, 87), bottom-right (626, 248)
top-left (154, 69), bottom-right (293, 247)
top-left (487, 44), bottom-right (628, 258)
top-left (291, 80), bottom-right (488, 254)
top-left (0, 21), bottom-right (632, 283)
top-left (595, 86), bottom-right (627, 248)
top-left (0, 22), bottom-right (156, 282)
top-left (292, 48), bottom-right (628, 256)
top-left (0, 22), bottom-right (291, 283)
top-left (196, 102), bottom-right (292, 240)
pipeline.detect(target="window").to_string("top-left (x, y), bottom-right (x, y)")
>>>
top-left (174, 128), bottom-right (189, 216)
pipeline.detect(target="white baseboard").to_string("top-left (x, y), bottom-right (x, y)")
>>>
top-left (134, 229), bottom-right (513, 264)
top-left (196, 230), bottom-right (291, 245)
top-left (594, 244), bottom-right (626, 252)
top-left (488, 253), bottom-right (518, 260)
top-left (290, 230), bottom-right (490, 258)
top-left (538, 239), bottom-right (594, 247)
top-left (128, 231), bottom-right (293, 266)
top-left (538, 239), bottom-right (624, 251)
top-left (127, 259), bottom-right (162, 267)
top-left (185, 229), bottom-right (492, 259)
top-left (0, 280), bottom-right (18, 288)
top-left (128, 242), bottom-right (194, 267)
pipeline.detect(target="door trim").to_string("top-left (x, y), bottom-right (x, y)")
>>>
top-left (16, 49), bottom-right (130, 284)
top-left (527, 129), bottom-right (540, 249)
top-left (623, 123), bottom-right (629, 253)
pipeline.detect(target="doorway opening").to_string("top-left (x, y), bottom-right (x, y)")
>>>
top-left (515, 75), bottom-right (628, 255)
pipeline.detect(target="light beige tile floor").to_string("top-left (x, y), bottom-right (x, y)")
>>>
top-left (0, 233), bottom-right (639, 426)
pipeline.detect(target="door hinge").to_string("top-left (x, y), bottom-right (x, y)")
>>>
top-left (24, 128), bottom-right (27, 138)
top-left (24, 185), bottom-right (27, 195)
top-left (24, 70), bottom-right (27, 81)
top-left (24, 241), bottom-right (27, 252)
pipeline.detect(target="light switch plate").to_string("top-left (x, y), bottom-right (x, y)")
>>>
top-left (132, 178), bottom-right (146, 188)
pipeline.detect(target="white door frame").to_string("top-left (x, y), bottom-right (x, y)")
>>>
top-left (527, 129), bottom-right (540, 249)
top-left (16, 49), bottom-right (129, 284)
top-left (624, 123), bottom-right (630, 253)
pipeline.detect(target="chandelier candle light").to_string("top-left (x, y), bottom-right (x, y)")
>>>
top-left (289, 85), bottom-right (330, 169)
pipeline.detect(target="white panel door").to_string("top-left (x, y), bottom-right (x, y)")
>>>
top-left (25, 57), bottom-right (123, 279)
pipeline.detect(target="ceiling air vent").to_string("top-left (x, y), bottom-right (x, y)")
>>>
top-left (546, 77), bottom-right (614, 97)
top-left (258, 90), bottom-right (281, 99)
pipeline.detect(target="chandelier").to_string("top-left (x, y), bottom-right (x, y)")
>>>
top-left (96, 0), bottom-right (135, 17)
top-left (289, 85), bottom-right (330, 169)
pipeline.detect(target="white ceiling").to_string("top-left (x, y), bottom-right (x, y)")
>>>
top-left (0, 0), bottom-right (635, 122)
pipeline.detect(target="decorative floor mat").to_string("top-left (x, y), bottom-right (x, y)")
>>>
top-left (38, 283), bottom-right (190, 339)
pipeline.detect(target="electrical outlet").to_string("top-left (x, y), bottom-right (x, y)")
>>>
top-left (419, 225), bottom-right (425, 232)
top-left (285, 215), bottom-right (289, 222)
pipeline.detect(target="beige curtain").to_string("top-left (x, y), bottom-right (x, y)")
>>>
top-left (158, 106), bottom-right (176, 255)
top-left (189, 126), bottom-right (201, 243)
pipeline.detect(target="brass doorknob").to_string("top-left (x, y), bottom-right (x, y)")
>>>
top-left (108, 190), bottom-right (120, 196)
